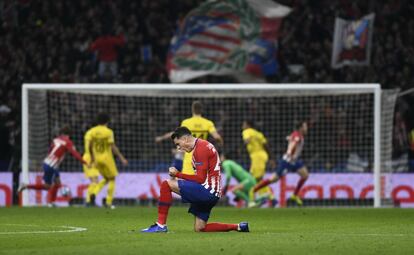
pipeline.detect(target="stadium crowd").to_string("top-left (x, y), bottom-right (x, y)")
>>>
top-left (0, 0), bottom-right (414, 172)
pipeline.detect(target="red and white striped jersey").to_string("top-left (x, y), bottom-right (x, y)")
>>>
top-left (284, 131), bottom-right (304, 162)
top-left (176, 139), bottom-right (221, 197)
top-left (43, 135), bottom-right (85, 168)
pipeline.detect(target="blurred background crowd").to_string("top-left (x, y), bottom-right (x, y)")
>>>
top-left (1, 0), bottom-right (413, 172)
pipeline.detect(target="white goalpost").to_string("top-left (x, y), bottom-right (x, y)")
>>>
top-left (22, 84), bottom-right (397, 207)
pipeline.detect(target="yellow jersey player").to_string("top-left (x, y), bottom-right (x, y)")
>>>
top-left (155, 101), bottom-right (223, 175)
top-left (83, 124), bottom-right (101, 206)
top-left (88, 113), bottom-right (128, 208)
top-left (241, 120), bottom-right (276, 207)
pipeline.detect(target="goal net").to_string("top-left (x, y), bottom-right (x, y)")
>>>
top-left (22, 84), bottom-right (400, 207)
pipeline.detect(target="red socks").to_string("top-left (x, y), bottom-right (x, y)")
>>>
top-left (157, 180), bottom-right (172, 225)
top-left (26, 183), bottom-right (60, 204)
top-left (27, 184), bottom-right (48, 190)
top-left (294, 177), bottom-right (307, 195)
top-left (156, 180), bottom-right (239, 232)
top-left (254, 179), bottom-right (271, 192)
top-left (201, 223), bottom-right (238, 232)
top-left (47, 184), bottom-right (61, 203)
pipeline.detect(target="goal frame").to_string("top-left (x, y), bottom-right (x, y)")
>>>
top-left (21, 83), bottom-right (382, 207)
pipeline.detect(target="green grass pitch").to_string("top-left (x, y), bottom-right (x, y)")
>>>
top-left (0, 207), bottom-right (413, 255)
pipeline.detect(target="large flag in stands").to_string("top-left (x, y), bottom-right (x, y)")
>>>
top-left (167, 0), bottom-right (291, 83)
top-left (331, 13), bottom-right (375, 68)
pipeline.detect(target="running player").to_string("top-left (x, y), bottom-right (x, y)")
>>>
top-left (82, 123), bottom-right (101, 206)
top-left (241, 120), bottom-right (276, 207)
top-left (253, 121), bottom-right (309, 205)
top-left (142, 127), bottom-right (248, 233)
top-left (88, 113), bottom-right (128, 208)
top-left (18, 126), bottom-right (89, 206)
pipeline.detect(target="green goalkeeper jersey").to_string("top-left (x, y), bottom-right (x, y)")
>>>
top-left (222, 160), bottom-right (255, 186)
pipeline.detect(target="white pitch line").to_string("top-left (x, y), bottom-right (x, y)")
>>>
top-left (0, 224), bottom-right (87, 235)
top-left (263, 232), bottom-right (408, 237)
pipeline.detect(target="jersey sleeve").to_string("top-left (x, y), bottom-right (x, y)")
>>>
top-left (108, 129), bottom-right (115, 144)
top-left (207, 120), bottom-right (217, 134)
top-left (83, 131), bottom-right (92, 153)
top-left (84, 130), bottom-right (92, 142)
top-left (290, 131), bottom-right (301, 143)
top-left (176, 167), bottom-right (207, 184)
top-left (66, 139), bottom-right (87, 164)
top-left (180, 119), bottom-right (188, 127)
top-left (242, 129), bottom-right (251, 142)
top-left (259, 132), bottom-right (267, 144)
top-left (175, 143), bottom-right (210, 184)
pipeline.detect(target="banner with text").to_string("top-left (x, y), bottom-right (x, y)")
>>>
top-left (0, 173), bottom-right (13, 207)
top-left (17, 172), bottom-right (414, 208)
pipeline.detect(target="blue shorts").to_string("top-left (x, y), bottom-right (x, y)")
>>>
top-left (178, 180), bottom-right (219, 222)
top-left (275, 159), bottom-right (304, 177)
top-left (42, 163), bottom-right (60, 185)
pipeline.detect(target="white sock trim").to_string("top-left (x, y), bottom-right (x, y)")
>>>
top-left (156, 222), bottom-right (166, 228)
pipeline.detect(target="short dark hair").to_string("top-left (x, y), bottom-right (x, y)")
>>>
top-left (171, 126), bottom-right (192, 140)
top-left (244, 119), bottom-right (254, 128)
top-left (295, 121), bottom-right (307, 130)
top-left (96, 113), bottom-right (110, 125)
top-left (192, 101), bottom-right (202, 115)
top-left (60, 125), bottom-right (72, 136)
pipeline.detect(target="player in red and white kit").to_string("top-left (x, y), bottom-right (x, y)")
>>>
top-left (142, 127), bottom-right (249, 233)
top-left (253, 121), bottom-right (309, 206)
top-left (19, 126), bottom-right (89, 206)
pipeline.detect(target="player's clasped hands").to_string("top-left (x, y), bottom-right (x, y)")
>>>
top-left (169, 167), bottom-right (179, 177)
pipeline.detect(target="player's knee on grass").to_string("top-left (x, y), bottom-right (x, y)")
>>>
top-left (194, 218), bottom-right (206, 232)
top-left (194, 226), bottom-right (204, 232)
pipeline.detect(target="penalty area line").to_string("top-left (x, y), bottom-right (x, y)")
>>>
top-left (0, 224), bottom-right (87, 235)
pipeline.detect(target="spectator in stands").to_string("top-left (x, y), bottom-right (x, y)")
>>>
top-left (89, 26), bottom-right (126, 79)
